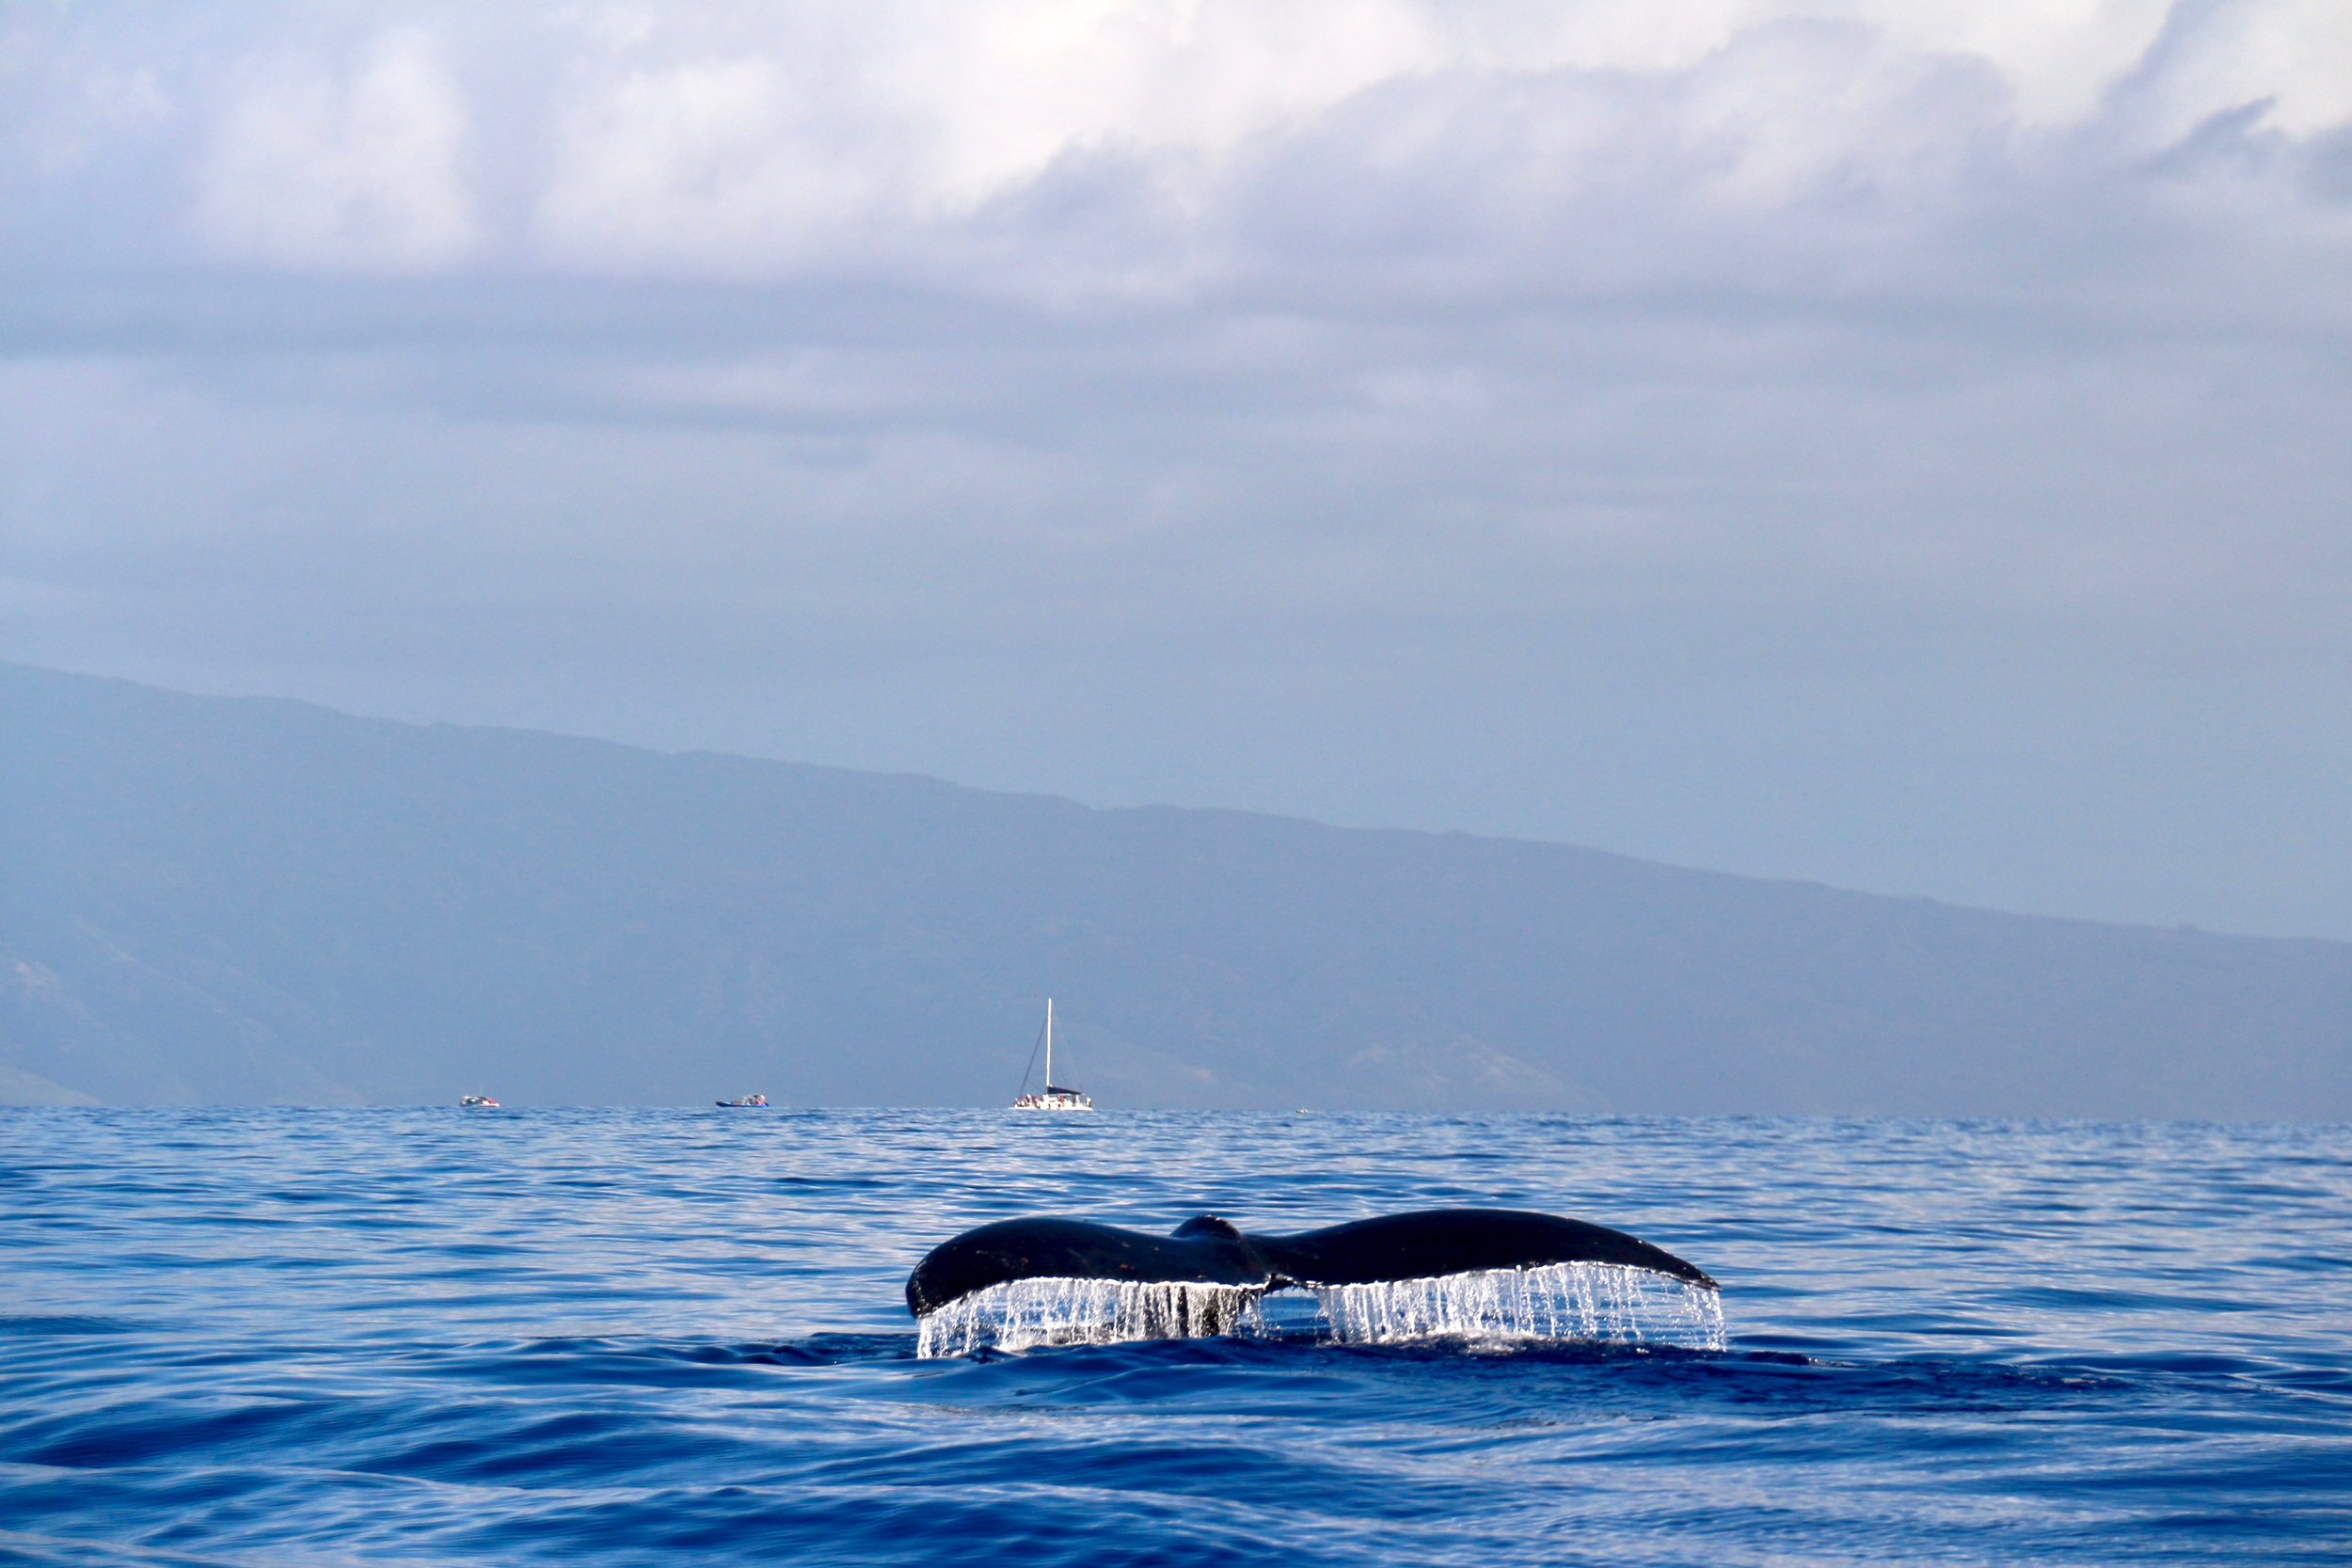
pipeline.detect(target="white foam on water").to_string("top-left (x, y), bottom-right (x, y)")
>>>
top-left (914, 1265), bottom-right (1725, 1357)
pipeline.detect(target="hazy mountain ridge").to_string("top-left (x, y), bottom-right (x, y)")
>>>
top-left (4, 662), bottom-right (2346, 1116)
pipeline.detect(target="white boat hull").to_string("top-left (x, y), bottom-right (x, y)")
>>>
top-left (1010, 999), bottom-right (1095, 1110)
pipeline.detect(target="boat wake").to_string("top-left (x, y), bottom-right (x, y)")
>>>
top-left (914, 1263), bottom-right (1726, 1357)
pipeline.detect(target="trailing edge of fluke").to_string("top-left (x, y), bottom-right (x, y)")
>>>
top-left (904, 1207), bottom-right (1717, 1317)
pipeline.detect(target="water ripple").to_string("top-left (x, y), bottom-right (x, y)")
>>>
top-left (2, 1109), bottom-right (2346, 1564)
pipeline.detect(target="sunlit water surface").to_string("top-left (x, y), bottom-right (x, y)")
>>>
top-left (2, 1109), bottom-right (2345, 1565)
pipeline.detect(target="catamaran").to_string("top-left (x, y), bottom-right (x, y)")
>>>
top-left (1010, 998), bottom-right (1094, 1112)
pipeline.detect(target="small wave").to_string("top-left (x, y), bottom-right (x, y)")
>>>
top-left (915, 1264), bottom-right (1725, 1357)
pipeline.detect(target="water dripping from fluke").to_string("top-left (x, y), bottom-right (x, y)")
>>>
top-left (905, 1207), bottom-right (1723, 1356)
top-left (916, 1277), bottom-right (1268, 1357)
top-left (914, 1265), bottom-right (1726, 1358)
top-left (1311, 1261), bottom-right (1725, 1352)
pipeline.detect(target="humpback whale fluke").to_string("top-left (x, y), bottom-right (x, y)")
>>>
top-left (904, 1207), bottom-right (1716, 1318)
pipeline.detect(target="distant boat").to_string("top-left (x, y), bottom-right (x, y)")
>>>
top-left (459, 1093), bottom-right (500, 1109)
top-left (716, 1093), bottom-right (770, 1108)
top-left (1011, 998), bottom-right (1094, 1112)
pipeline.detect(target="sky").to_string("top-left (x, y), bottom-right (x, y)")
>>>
top-left (3, 0), bottom-right (2349, 940)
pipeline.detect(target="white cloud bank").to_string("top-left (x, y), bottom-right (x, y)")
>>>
top-left (5, 1), bottom-right (2346, 283)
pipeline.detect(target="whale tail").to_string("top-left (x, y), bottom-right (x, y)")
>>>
top-left (904, 1207), bottom-right (1714, 1318)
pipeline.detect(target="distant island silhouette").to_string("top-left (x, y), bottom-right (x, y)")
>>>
top-left (3, 660), bottom-right (2345, 1117)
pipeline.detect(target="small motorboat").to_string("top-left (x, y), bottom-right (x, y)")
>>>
top-left (459, 1093), bottom-right (500, 1109)
top-left (716, 1093), bottom-right (770, 1108)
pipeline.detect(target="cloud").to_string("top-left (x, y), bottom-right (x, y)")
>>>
top-left (2, 1), bottom-right (2350, 939)
top-left (183, 30), bottom-right (478, 271)
top-left (4, 2), bottom-right (2344, 284)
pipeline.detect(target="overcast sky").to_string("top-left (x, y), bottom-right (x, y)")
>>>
top-left (4, 1), bottom-right (2349, 938)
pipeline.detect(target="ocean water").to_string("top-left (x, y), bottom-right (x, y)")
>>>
top-left (1, 1110), bottom-right (2346, 1566)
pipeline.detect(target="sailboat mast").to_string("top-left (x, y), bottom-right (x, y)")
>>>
top-left (1045, 998), bottom-right (1054, 1088)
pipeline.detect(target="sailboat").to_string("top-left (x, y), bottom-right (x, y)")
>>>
top-left (1010, 998), bottom-right (1094, 1112)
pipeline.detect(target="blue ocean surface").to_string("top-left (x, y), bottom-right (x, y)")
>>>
top-left (2, 1109), bottom-right (2346, 1565)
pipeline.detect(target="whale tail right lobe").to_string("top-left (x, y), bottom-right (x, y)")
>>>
top-left (1257, 1209), bottom-right (1717, 1291)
